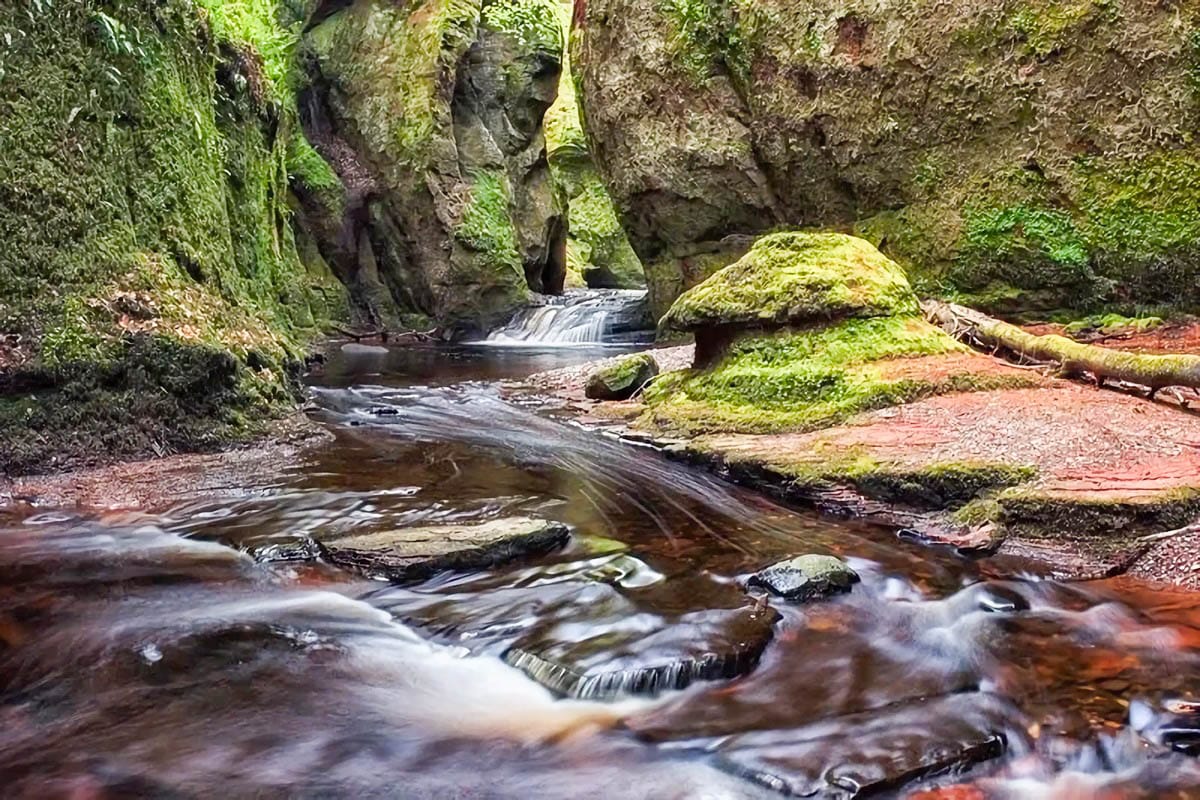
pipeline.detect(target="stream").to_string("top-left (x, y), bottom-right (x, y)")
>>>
top-left (1, 300), bottom-right (1199, 798)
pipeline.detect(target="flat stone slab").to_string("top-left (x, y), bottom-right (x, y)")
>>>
top-left (747, 554), bottom-right (859, 602)
top-left (710, 693), bottom-right (1022, 798)
top-left (319, 517), bottom-right (569, 581)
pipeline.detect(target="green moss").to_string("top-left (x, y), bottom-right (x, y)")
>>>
top-left (641, 315), bottom-right (1038, 435)
top-left (996, 486), bottom-right (1200, 541)
top-left (196, 0), bottom-right (304, 105)
top-left (1062, 313), bottom-right (1163, 338)
top-left (307, 0), bottom-right (480, 171)
top-left (0, 0), bottom-right (347, 474)
top-left (853, 461), bottom-right (1037, 509)
top-left (1009, 0), bottom-right (1112, 57)
top-left (586, 352), bottom-right (659, 399)
top-left (455, 170), bottom-right (524, 274)
top-left (545, 1), bottom-right (643, 288)
top-left (661, 233), bottom-right (919, 332)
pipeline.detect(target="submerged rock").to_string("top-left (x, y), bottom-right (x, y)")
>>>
top-left (1132, 696), bottom-right (1200, 756)
top-left (319, 517), bottom-right (569, 581)
top-left (505, 601), bottom-right (779, 699)
top-left (710, 692), bottom-right (1021, 798)
top-left (585, 353), bottom-right (660, 400)
top-left (747, 555), bottom-right (859, 602)
top-left (379, 554), bottom-right (780, 699)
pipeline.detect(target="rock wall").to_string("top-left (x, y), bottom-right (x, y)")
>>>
top-left (0, 0), bottom-right (348, 475)
top-left (544, 0), bottom-right (644, 289)
top-left (298, 0), bottom-right (568, 332)
top-left (572, 0), bottom-right (1200, 318)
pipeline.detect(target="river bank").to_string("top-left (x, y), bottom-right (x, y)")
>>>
top-left (524, 339), bottom-right (1200, 590)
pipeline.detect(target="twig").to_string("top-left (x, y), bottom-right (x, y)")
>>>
top-left (1138, 520), bottom-right (1200, 544)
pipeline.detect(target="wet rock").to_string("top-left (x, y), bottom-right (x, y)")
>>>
top-left (378, 555), bottom-right (780, 699)
top-left (1132, 696), bottom-right (1200, 756)
top-left (748, 555), bottom-right (859, 602)
top-left (585, 353), bottom-right (659, 401)
top-left (319, 517), bottom-right (569, 582)
top-left (505, 601), bottom-right (778, 699)
top-left (710, 693), bottom-right (1021, 798)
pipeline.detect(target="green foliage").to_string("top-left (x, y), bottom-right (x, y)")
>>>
top-left (456, 170), bottom-right (524, 273)
top-left (196, 0), bottom-right (303, 104)
top-left (482, 0), bottom-right (562, 53)
top-left (662, 232), bottom-right (919, 332)
top-left (642, 315), bottom-right (1037, 435)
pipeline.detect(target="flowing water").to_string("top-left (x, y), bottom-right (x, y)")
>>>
top-left (1, 341), bottom-right (1199, 798)
top-left (481, 289), bottom-right (655, 346)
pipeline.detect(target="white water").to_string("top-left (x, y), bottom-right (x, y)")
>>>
top-left (481, 290), bottom-right (653, 347)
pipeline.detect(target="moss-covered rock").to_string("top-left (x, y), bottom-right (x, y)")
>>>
top-left (585, 353), bottom-right (659, 400)
top-left (660, 233), bottom-right (918, 333)
top-left (544, 1), bottom-right (644, 290)
top-left (643, 233), bottom-right (1038, 435)
top-left (573, 0), bottom-right (1200, 315)
top-left (301, 0), bottom-right (568, 331)
top-left (0, 0), bottom-right (349, 475)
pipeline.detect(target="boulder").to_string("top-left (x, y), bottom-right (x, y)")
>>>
top-left (660, 232), bottom-right (918, 334)
top-left (319, 517), bottom-right (569, 581)
top-left (573, 0), bottom-right (1200, 315)
top-left (747, 555), bottom-right (859, 602)
top-left (585, 353), bottom-right (660, 400)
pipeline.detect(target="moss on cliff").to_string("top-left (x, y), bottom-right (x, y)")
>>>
top-left (545, 0), bottom-right (643, 289)
top-left (576, 0), bottom-right (1200, 315)
top-left (0, 0), bottom-right (347, 474)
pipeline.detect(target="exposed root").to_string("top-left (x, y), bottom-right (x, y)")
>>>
top-left (923, 300), bottom-right (1200, 395)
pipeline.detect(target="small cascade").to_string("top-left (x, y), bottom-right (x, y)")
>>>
top-left (481, 289), bottom-right (654, 346)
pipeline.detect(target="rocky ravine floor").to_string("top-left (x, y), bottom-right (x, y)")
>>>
top-left (527, 343), bottom-right (1200, 589)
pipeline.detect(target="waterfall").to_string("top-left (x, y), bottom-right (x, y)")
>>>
top-left (479, 290), bottom-right (654, 347)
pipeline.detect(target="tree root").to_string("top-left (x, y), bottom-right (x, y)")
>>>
top-left (922, 300), bottom-right (1200, 395)
top-left (330, 324), bottom-right (438, 343)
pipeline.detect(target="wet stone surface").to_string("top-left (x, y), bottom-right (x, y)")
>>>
top-left (706, 693), bottom-right (1022, 799)
top-left (748, 554), bottom-right (860, 602)
top-left (319, 517), bottom-right (570, 582)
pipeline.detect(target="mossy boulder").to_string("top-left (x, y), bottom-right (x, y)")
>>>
top-left (573, 0), bottom-right (1200, 315)
top-left (585, 353), bottom-right (660, 400)
top-left (301, 0), bottom-right (569, 332)
top-left (0, 0), bottom-right (349, 475)
top-left (643, 233), bottom-right (1036, 435)
top-left (660, 233), bottom-right (919, 334)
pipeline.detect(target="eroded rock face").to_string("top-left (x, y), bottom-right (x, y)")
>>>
top-left (573, 0), bottom-right (1200, 316)
top-left (298, 0), bottom-right (568, 332)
